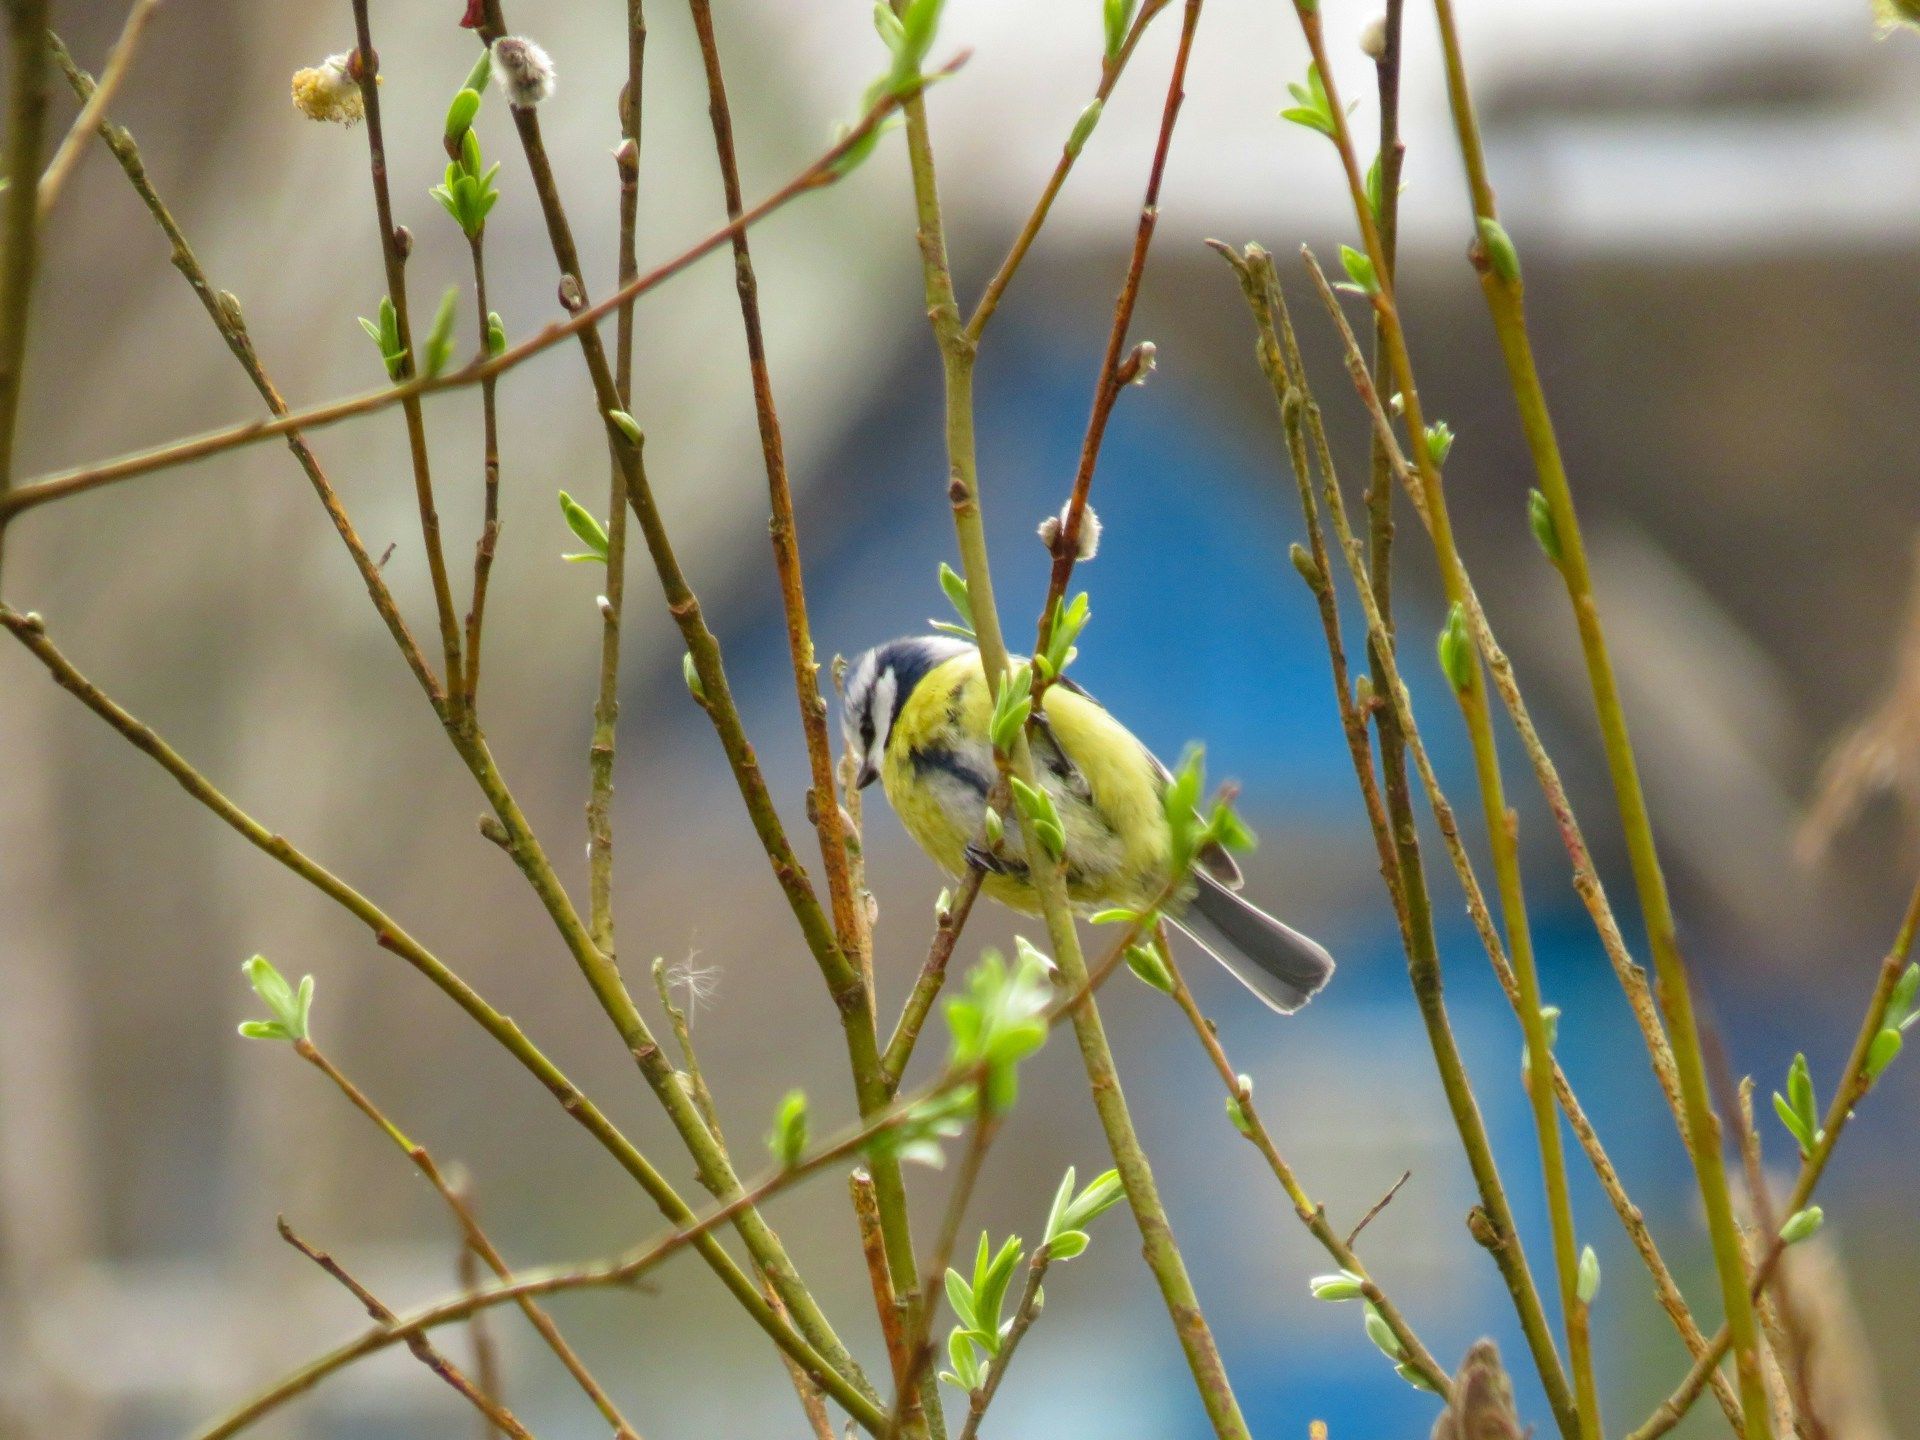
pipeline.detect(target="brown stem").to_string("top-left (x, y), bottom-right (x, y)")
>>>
top-left (0, 0), bottom-right (53, 591)
top-left (348, 5), bottom-right (465, 706)
top-left (293, 1039), bottom-right (641, 1437)
top-left (0, 66), bottom-right (957, 524)
top-left (1033, 0), bottom-right (1200, 673)
top-left (46, 35), bottom-right (445, 710)
top-left (1625, 877), bottom-right (1920, 1439)
top-left (463, 229), bottom-right (502, 713)
top-left (0, 606), bottom-right (860, 1421)
top-left (276, 1217), bottom-right (537, 1440)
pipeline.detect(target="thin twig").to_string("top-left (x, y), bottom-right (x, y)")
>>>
top-left (449, 1169), bottom-right (508, 1440)
top-left (963, 0), bottom-right (1175, 342)
top-left (881, 870), bottom-right (983, 1092)
top-left (462, 226), bottom-right (502, 712)
top-left (953, 1251), bottom-right (1050, 1440)
top-left (0, 62), bottom-right (960, 523)
top-left (47, 34), bottom-right (444, 709)
top-left (0, 605), bottom-right (867, 1423)
top-left (293, 1039), bottom-right (641, 1438)
top-left (34, 0), bottom-right (162, 221)
top-left (276, 1216), bottom-right (538, 1440)
top-left (1033, 0), bottom-right (1200, 681)
top-left (648, 959), bottom-right (835, 1440)
top-left (348, 4), bottom-right (466, 706)
top-left (1625, 875), bottom-right (1920, 1439)
top-left (1156, 929), bottom-right (1451, 1395)
top-left (0, 0), bottom-right (54, 590)
top-left (1345, 1171), bottom-right (1410, 1250)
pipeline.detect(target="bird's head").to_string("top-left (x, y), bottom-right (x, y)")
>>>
top-left (841, 635), bottom-right (970, 789)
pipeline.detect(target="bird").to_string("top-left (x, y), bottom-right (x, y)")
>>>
top-left (840, 634), bottom-right (1335, 1012)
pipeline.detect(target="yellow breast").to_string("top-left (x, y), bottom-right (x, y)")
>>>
top-left (880, 651), bottom-right (1172, 913)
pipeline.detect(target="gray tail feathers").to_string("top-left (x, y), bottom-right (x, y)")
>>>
top-left (1172, 872), bottom-right (1336, 1014)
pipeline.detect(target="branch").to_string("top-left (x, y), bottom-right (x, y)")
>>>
top-left (1157, 929), bottom-right (1452, 1395)
top-left (46, 33), bottom-right (444, 709)
top-left (0, 0), bottom-right (54, 588)
top-left (1624, 876), bottom-right (1920, 1440)
top-left (1214, 241), bottom-right (1574, 1430)
top-left (0, 63), bottom-right (958, 524)
top-left (0, 604), bottom-right (864, 1420)
top-left (34, 0), bottom-right (162, 221)
top-left (1264, 245), bottom-right (1742, 1432)
top-left (1413, 0), bottom-right (1770, 1425)
top-left (348, 2), bottom-right (466, 705)
top-left (276, 1216), bottom-right (538, 1440)
top-left (293, 1039), bottom-right (641, 1438)
top-left (199, 885), bottom-right (1168, 1440)
top-left (889, 4), bottom-right (1252, 1434)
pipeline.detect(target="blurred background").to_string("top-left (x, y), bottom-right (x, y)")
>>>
top-left (4, 0), bottom-right (1919, 1436)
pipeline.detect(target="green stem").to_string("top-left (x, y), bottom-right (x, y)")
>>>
top-left (1624, 876), bottom-right (1920, 1440)
top-left (891, 12), bottom-right (1251, 1435)
top-left (294, 1040), bottom-right (641, 1438)
top-left (0, 0), bottom-right (52, 593)
top-left (44, 35), bottom-right (446, 712)
top-left (471, 4), bottom-right (876, 1404)
top-left (1421, 2), bottom-right (1767, 1428)
top-left (0, 606), bottom-right (866, 1422)
top-left (348, 0), bottom-right (466, 707)
top-left (1222, 241), bottom-right (1575, 1431)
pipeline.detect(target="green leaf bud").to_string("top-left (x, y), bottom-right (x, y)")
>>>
top-left (1476, 216), bottom-right (1521, 282)
top-left (1866, 1026), bottom-right (1903, 1080)
top-left (606, 408), bottom-right (644, 446)
top-left (1067, 98), bottom-right (1104, 158)
top-left (1310, 1272), bottom-right (1365, 1302)
top-left (1437, 602), bottom-right (1473, 692)
top-left (1779, 1206), bottom-right (1824, 1245)
top-left (768, 1088), bottom-right (809, 1168)
top-left (1576, 1244), bottom-right (1600, 1303)
top-left (1528, 488), bottom-right (1563, 564)
top-left (1124, 942), bottom-right (1175, 994)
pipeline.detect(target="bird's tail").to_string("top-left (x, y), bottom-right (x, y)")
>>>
top-left (1169, 871), bottom-right (1336, 1014)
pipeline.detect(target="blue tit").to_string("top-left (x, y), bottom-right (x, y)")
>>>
top-left (841, 635), bottom-right (1335, 1013)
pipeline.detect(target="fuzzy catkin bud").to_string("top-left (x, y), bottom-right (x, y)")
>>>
top-left (1038, 501), bottom-right (1101, 562)
top-left (491, 36), bottom-right (556, 109)
top-left (291, 54), bottom-right (365, 125)
top-left (1359, 15), bottom-right (1389, 60)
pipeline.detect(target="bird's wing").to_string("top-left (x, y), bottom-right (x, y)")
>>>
top-left (1048, 672), bottom-right (1243, 890)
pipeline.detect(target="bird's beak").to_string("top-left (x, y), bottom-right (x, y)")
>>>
top-left (855, 759), bottom-right (879, 790)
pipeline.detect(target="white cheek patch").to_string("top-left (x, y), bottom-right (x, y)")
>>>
top-left (871, 668), bottom-right (898, 766)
